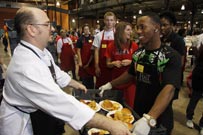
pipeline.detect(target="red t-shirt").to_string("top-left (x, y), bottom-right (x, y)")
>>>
top-left (105, 41), bottom-right (138, 78)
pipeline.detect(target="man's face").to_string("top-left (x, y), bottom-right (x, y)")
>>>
top-left (33, 9), bottom-right (54, 47)
top-left (104, 15), bottom-right (116, 30)
top-left (60, 31), bottom-right (66, 38)
top-left (83, 26), bottom-right (90, 35)
top-left (137, 16), bottom-right (157, 45)
top-left (160, 17), bottom-right (173, 37)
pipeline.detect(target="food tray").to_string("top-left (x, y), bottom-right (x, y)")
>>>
top-left (73, 89), bottom-right (167, 135)
top-left (149, 125), bottom-right (167, 135)
top-left (73, 89), bottom-right (124, 103)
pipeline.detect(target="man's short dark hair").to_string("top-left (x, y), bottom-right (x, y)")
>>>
top-left (141, 12), bottom-right (161, 25)
top-left (160, 11), bottom-right (177, 25)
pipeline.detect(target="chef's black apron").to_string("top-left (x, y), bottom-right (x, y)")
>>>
top-left (133, 47), bottom-right (173, 134)
top-left (15, 43), bottom-right (65, 135)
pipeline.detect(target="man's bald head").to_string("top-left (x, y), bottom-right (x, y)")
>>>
top-left (14, 7), bottom-right (39, 38)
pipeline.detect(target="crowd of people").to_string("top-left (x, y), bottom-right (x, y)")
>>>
top-left (0, 6), bottom-right (203, 135)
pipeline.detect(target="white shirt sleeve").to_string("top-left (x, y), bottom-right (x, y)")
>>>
top-left (92, 31), bottom-right (103, 48)
top-left (57, 38), bottom-right (63, 53)
top-left (2, 45), bottom-right (95, 133)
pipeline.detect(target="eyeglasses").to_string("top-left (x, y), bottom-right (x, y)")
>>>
top-left (29, 22), bottom-right (52, 29)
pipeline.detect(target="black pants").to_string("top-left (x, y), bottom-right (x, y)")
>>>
top-left (30, 110), bottom-right (65, 135)
top-left (81, 76), bottom-right (94, 89)
top-left (186, 90), bottom-right (203, 127)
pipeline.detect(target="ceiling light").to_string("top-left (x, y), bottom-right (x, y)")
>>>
top-left (72, 19), bottom-right (75, 23)
top-left (81, 0), bottom-right (84, 5)
top-left (139, 9), bottom-right (142, 14)
top-left (133, 15), bottom-right (136, 19)
top-left (56, 1), bottom-right (60, 6)
top-left (96, 20), bottom-right (99, 23)
top-left (201, 10), bottom-right (203, 14)
top-left (181, 4), bottom-right (185, 10)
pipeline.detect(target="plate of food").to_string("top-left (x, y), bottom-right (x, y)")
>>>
top-left (99, 99), bottom-right (123, 112)
top-left (87, 128), bottom-right (110, 135)
top-left (106, 108), bottom-right (135, 123)
top-left (80, 100), bottom-right (101, 112)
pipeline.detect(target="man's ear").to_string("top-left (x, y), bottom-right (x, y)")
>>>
top-left (26, 25), bottom-right (37, 37)
top-left (154, 24), bottom-right (160, 33)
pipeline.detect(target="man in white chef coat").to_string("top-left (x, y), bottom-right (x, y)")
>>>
top-left (0, 7), bottom-right (131, 135)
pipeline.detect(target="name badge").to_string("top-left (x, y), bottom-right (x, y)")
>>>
top-left (136, 64), bottom-right (144, 73)
top-left (88, 40), bottom-right (92, 43)
top-left (102, 44), bottom-right (107, 48)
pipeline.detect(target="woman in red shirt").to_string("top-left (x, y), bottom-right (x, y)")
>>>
top-left (105, 22), bottom-right (138, 108)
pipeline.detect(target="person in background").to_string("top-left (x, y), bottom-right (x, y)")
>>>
top-left (99, 12), bottom-right (181, 135)
top-left (0, 7), bottom-right (131, 135)
top-left (7, 23), bottom-right (19, 56)
top-left (77, 27), bottom-right (83, 37)
top-left (178, 28), bottom-right (187, 85)
top-left (76, 24), bottom-right (95, 89)
top-left (46, 31), bottom-right (58, 65)
top-left (186, 42), bottom-right (203, 135)
top-left (2, 32), bottom-right (8, 52)
top-left (94, 24), bottom-right (101, 35)
top-left (92, 11), bottom-right (116, 88)
top-left (70, 30), bottom-right (78, 47)
top-left (160, 11), bottom-right (186, 99)
top-left (0, 56), bottom-right (6, 86)
top-left (104, 22), bottom-right (138, 108)
top-left (3, 23), bottom-right (9, 52)
top-left (57, 29), bottom-right (77, 79)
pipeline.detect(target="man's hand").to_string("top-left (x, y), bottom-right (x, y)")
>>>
top-left (95, 65), bottom-right (101, 77)
top-left (87, 113), bottom-right (132, 135)
top-left (99, 82), bottom-right (112, 97)
top-left (110, 120), bottom-right (132, 135)
top-left (69, 79), bottom-right (87, 93)
top-left (132, 117), bottom-right (150, 135)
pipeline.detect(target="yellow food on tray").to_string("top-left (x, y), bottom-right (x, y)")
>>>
top-left (124, 122), bottom-right (133, 131)
top-left (101, 99), bottom-right (121, 111)
top-left (80, 100), bottom-right (97, 111)
top-left (91, 130), bottom-right (109, 135)
top-left (107, 108), bottom-right (134, 124)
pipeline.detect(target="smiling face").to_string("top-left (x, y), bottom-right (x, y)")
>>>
top-left (136, 15), bottom-right (161, 50)
top-left (137, 16), bottom-right (157, 44)
top-left (123, 25), bottom-right (132, 40)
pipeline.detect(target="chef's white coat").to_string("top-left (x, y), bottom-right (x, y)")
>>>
top-left (0, 40), bottom-right (95, 135)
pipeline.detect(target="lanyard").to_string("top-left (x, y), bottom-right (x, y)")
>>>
top-left (20, 42), bottom-right (57, 82)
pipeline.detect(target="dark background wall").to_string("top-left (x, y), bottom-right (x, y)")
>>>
top-left (0, 8), bottom-right (18, 29)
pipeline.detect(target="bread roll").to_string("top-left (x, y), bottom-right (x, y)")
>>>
top-left (102, 100), bottom-right (114, 110)
top-left (121, 108), bottom-right (132, 115)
